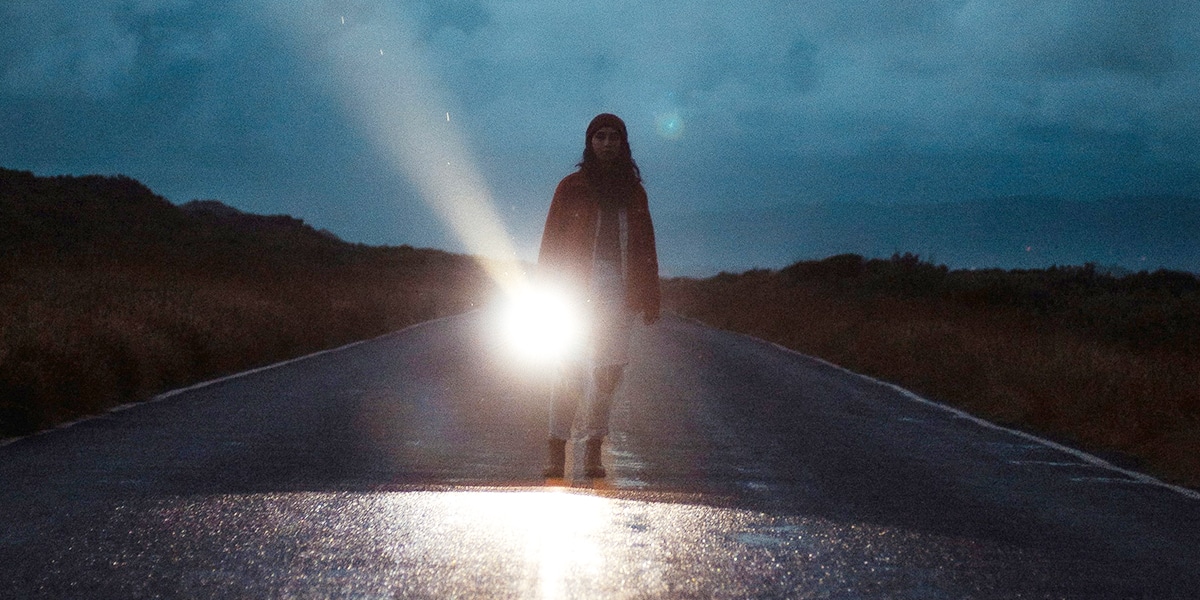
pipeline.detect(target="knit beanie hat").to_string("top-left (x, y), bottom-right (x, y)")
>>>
top-left (585, 113), bottom-right (628, 143)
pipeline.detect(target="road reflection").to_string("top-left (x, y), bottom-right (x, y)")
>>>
top-left (13, 487), bottom-right (1078, 598)
top-left (355, 487), bottom-right (1044, 598)
top-left (374, 488), bottom-right (677, 598)
top-left (439, 490), bottom-right (609, 598)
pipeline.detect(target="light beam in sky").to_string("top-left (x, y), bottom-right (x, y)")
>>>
top-left (260, 2), bottom-right (524, 291)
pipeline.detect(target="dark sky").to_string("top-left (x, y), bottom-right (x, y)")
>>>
top-left (3, 1), bottom-right (1198, 274)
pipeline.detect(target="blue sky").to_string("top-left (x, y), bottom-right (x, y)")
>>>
top-left (2, 1), bottom-right (1198, 274)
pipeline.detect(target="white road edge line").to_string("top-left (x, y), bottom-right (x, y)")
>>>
top-left (0, 316), bottom-right (453, 450)
top-left (1008, 460), bottom-right (1100, 467)
top-left (1070, 477), bottom-right (1149, 485)
top-left (686, 317), bottom-right (1200, 502)
top-left (786, 344), bottom-right (1200, 500)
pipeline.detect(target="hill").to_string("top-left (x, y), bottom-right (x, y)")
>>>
top-left (0, 168), bottom-right (494, 436)
top-left (664, 254), bottom-right (1200, 487)
top-left (658, 196), bottom-right (1200, 276)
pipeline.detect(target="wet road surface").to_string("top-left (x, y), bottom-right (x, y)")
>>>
top-left (1, 310), bottom-right (1198, 598)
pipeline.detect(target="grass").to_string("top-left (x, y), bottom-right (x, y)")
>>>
top-left (0, 168), bottom-right (494, 437)
top-left (5, 169), bottom-right (1197, 491)
top-left (0, 253), bottom-right (493, 437)
top-left (663, 254), bottom-right (1200, 488)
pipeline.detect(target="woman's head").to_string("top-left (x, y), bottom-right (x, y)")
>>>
top-left (579, 113), bottom-right (641, 183)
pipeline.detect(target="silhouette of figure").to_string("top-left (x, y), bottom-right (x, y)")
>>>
top-left (538, 113), bottom-right (660, 478)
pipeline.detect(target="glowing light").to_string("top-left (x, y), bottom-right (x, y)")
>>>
top-left (446, 112), bottom-right (450, 122)
top-left (523, 491), bottom-right (608, 598)
top-left (500, 284), bottom-right (586, 362)
top-left (392, 490), bottom-right (612, 597)
top-left (655, 112), bottom-right (683, 140)
top-left (445, 491), bottom-right (609, 597)
top-left (262, 2), bottom-right (525, 294)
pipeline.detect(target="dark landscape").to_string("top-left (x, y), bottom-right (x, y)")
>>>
top-left (663, 254), bottom-right (1200, 488)
top-left (0, 167), bottom-right (493, 437)
top-left (659, 195), bottom-right (1200, 276)
top-left (2, 167), bottom-right (1197, 489)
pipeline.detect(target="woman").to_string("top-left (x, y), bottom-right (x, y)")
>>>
top-left (537, 113), bottom-right (660, 479)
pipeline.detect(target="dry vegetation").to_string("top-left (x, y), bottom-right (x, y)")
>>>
top-left (664, 253), bottom-right (1200, 488)
top-left (0, 168), bottom-right (493, 436)
top-left (5, 168), bottom-right (1197, 491)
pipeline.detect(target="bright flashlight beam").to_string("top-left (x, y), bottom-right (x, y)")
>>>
top-left (501, 285), bottom-right (585, 362)
top-left (261, 2), bottom-right (525, 292)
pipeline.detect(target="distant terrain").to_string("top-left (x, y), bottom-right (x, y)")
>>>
top-left (664, 254), bottom-right (1200, 488)
top-left (4, 167), bottom-right (1197, 491)
top-left (658, 196), bottom-right (1200, 276)
top-left (0, 167), bottom-right (493, 436)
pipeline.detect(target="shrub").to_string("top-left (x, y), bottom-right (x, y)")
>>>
top-left (664, 256), bottom-right (1200, 487)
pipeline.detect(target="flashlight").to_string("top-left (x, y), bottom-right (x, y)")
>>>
top-left (501, 283), bottom-right (586, 362)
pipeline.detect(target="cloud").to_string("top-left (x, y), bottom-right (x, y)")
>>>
top-left (1, 0), bottom-right (1198, 267)
top-left (394, 0), bottom-right (1200, 180)
top-left (2, 3), bottom-right (135, 98)
top-left (0, 1), bottom-right (225, 98)
top-left (951, 0), bottom-right (1185, 76)
top-left (415, 0), bottom-right (492, 39)
top-left (0, 1), bottom-right (437, 237)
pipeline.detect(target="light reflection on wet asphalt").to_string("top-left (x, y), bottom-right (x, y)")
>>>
top-left (2, 311), bottom-right (1198, 598)
top-left (21, 488), bottom-right (1065, 599)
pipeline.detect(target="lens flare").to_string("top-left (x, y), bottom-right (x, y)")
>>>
top-left (655, 112), bottom-right (683, 140)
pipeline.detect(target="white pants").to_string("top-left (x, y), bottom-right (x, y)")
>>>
top-left (548, 259), bottom-right (633, 440)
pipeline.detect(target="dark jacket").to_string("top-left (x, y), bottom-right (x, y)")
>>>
top-left (538, 171), bottom-right (660, 320)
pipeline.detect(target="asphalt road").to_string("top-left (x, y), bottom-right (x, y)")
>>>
top-left (1, 309), bottom-right (1197, 598)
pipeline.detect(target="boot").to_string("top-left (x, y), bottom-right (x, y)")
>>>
top-left (583, 437), bottom-right (606, 479)
top-left (542, 437), bottom-right (567, 478)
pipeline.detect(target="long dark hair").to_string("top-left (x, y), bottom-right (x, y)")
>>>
top-left (577, 113), bottom-right (642, 187)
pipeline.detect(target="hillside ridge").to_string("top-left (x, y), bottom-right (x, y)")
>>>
top-left (0, 167), bottom-right (492, 437)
